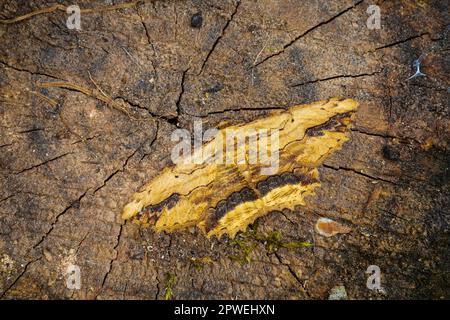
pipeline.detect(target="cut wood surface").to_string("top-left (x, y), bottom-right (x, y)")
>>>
top-left (0, 0), bottom-right (448, 299)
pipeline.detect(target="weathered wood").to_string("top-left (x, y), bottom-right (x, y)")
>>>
top-left (0, 0), bottom-right (448, 299)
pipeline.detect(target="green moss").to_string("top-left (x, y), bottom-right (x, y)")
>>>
top-left (163, 273), bottom-right (177, 300)
top-left (280, 241), bottom-right (312, 249)
top-left (228, 239), bottom-right (255, 264)
top-left (228, 222), bottom-right (312, 264)
top-left (190, 257), bottom-right (213, 270)
top-left (263, 230), bottom-right (312, 252)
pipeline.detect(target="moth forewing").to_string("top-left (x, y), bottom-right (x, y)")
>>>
top-left (258, 128), bottom-right (280, 176)
top-left (122, 98), bottom-right (359, 238)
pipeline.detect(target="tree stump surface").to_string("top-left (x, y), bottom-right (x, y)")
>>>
top-left (0, 0), bottom-right (448, 299)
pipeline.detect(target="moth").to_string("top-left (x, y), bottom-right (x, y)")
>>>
top-left (122, 98), bottom-right (359, 238)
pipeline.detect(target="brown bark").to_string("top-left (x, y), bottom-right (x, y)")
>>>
top-left (0, 0), bottom-right (448, 299)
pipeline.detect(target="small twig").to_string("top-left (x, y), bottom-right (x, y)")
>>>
top-left (251, 41), bottom-right (268, 85)
top-left (38, 81), bottom-right (92, 96)
top-left (38, 78), bottom-right (140, 120)
top-left (0, 1), bottom-right (138, 24)
top-left (0, 4), bottom-right (65, 24)
top-left (88, 71), bottom-right (110, 99)
top-left (30, 91), bottom-right (58, 108)
top-left (253, 43), bottom-right (268, 67)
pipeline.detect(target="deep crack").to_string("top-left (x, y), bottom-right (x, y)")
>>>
top-left (198, 1), bottom-right (241, 75)
top-left (254, 0), bottom-right (364, 67)
top-left (322, 163), bottom-right (399, 185)
top-left (32, 189), bottom-right (90, 249)
top-left (291, 70), bottom-right (381, 87)
top-left (14, 152), bottom-right (73, 175)
top-left (373, 32), bottom-right (429, 51)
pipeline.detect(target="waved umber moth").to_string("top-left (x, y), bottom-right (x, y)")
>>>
top-left (122, 98), bottom-right (359, 238)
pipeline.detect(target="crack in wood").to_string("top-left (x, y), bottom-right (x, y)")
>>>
top-left (198, 1), bottom-right (241, 75)
top-left (254, 0), bottom-right (364, 68)
top-left (0, 256), bottom-right (42, 299)
top-left (291, 70), bottom-right (382, 87)
top-left (13, 152), bottom-right (73, 175)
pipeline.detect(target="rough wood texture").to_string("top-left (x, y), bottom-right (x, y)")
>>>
top-left (0, 0), bottom-right (448, 299)
top-left (123, 98), bottom-right (358, 239)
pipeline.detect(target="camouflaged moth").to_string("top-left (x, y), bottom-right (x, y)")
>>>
top-left (122, 98), bottom-right (359, 238)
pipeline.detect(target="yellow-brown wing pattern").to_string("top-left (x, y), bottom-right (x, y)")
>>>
top-left (122, 98), bottom-right (359, 238)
